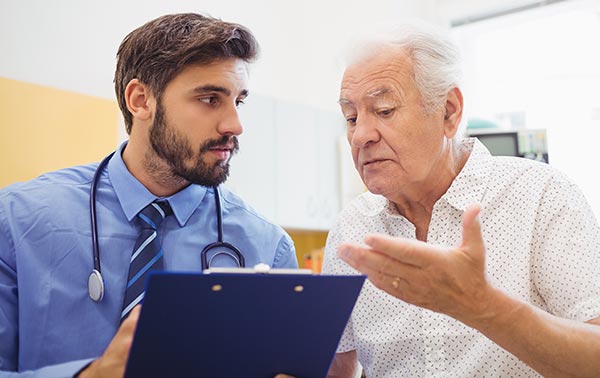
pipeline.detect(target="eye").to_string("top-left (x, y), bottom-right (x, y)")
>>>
top-left (340, 105), bottom-right (357, 127)
top-left (235, 98), bottom-right (246, 107)
top-left (199, 96), bottom-right (219, 106)
top-left (345, 116), bottom-right (357, 127)
top-left (377, 108), bottom-right (395, 117)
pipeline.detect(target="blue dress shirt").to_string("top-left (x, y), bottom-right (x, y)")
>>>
top-left (0, 143), bottom-right (297, 377)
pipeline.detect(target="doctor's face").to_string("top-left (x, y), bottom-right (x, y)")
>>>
top-left (149, 59), bottom-right (247, 187)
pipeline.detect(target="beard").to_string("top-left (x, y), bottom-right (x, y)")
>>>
top-left (148, 100), bottom-right (239, 187)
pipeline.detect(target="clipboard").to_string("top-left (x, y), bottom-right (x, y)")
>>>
top-left (124, 272), bottom-right (365, 378)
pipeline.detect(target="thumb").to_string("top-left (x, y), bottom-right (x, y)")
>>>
top-left (460, 204), bottom-right (484, 255)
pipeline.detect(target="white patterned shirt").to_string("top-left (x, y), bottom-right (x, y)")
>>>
top-left (322, 138), bottom-right (600, 378)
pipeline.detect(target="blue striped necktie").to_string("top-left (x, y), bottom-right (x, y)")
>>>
top-left (121, 200), bottom-right (172, 319)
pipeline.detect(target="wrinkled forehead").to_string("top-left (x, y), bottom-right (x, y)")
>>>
top-left (339, 47), bottom-right (413, 105)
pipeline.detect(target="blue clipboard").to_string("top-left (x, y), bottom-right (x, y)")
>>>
top-left (124, 272), bottom-right (365, 378)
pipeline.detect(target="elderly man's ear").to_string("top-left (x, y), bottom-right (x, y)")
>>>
top-left (443, 87), bottom-right (464, 138)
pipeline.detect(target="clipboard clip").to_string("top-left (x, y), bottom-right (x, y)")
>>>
top-left (203, 263), bottom-right (313, 275)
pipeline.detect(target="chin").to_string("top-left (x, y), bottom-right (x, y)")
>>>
top-left (365, 182), bottom-right (385, 195)
top-left (362, 174), bottom-right (382, 192)
top-left (366, 178), bottom-right (397, 198)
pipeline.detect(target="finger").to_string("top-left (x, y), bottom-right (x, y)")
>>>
top-left (363, 233), bottom-right (443, 267)
top-left (369, 271), bottom-right (410, 293)
top-left (119, 305), bottom-right (142, 334)
top-left (274, 375), bottom-right (296, 378)
top-left (338, 244), bottom-right (412, 299)
top-left (460, 204), bottom-right (484, 255)
top-left (129, 305), bottom-right (142, 323)
top-left (338, 242), bottom-right (390, 275)
top-left (338, 243), bottom-right (420, 286)
top-left (108, 305), bottom-right (141, 356)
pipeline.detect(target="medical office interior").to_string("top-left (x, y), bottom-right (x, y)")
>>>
top-left (1, 0), bottom-right (599, 271)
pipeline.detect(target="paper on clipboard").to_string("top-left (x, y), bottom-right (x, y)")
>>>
top-left (124, 272), bottom-right (365, 378)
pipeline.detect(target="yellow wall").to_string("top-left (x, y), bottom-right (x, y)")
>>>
top-left (286, 229), bottom-right (329, 270)
top-left (0, 77), bottom-right (119, 187)
top-left (0, 77), bottom-right (332, 261)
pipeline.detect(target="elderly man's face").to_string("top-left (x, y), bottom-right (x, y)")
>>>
top-left (339, 48), bottom-right (452, 200)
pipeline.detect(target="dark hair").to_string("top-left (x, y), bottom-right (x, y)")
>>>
top-left (114, 13), bottom-right (259, 134)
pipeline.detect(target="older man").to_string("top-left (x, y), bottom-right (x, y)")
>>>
top-left (323, 23), bottom-right (600, 377)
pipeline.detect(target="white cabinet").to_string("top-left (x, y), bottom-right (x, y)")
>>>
top-left (314, 110), bottom-right (344, 229)
top-left (274, 100), bottom-right (345, 230)
top-left (274, 101), bottom-right (319, 229)
top-left (226, 94), bottom-right (344, 230)
top-left (227, 95), bottom-right (277, 221)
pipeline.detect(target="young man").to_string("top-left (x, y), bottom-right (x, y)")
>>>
top-left (0, 13), bottom-right (297, 377)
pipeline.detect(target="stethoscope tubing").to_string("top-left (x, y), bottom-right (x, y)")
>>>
top-left (90, 152), bottom-right (114, 274)
top-left (88, 151), bottom-right (245, 303)
top-left (201, 187), bottom-right (245, 270)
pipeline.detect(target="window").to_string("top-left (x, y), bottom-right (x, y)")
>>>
top-left (452, 0), bottom-right (600, 217)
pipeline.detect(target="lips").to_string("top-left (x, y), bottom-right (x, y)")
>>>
top-left (363, 158), bottom-right (388, 166)
top-left (209, 145), bottom-right (234, 152)
top-left (208, 145), bottom-right (233, 160)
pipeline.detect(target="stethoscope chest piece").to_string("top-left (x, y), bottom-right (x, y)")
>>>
top-left (88, 269), bottom-right (105, 302)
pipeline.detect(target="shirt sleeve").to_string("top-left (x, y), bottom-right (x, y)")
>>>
top-left (272, 233), bottom-right (298, 269)
top-left (0, 201), bottom-right (19, 373)
top-left (0, 358), bottom-right (94, 378)
top-left (0, 194), bottom-right (96, 378)
top-left (531, 172), bottom-right (600, 321)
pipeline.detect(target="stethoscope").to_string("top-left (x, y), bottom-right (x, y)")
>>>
top-left (87, 151), bottom-right (245, 302)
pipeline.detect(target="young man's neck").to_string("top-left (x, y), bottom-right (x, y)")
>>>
top-left (122, 139), bottom-right (189, 198)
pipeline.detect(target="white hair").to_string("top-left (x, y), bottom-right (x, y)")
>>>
top-left (346, 21), bottom-right (462, 114)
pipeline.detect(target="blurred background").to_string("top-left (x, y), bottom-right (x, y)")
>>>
top-left (1, 0), bottom-right (599, 270)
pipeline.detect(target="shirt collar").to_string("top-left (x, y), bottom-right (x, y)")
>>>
top-left (107, 141), bottom-right (208, 226)
top-left (441, 138), bottom-right (492, 212)
top-left (377, 138), bottom-right (492, 216)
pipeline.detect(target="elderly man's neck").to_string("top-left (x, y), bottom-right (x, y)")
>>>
top-left (390, 139), bottom-right (469, 241)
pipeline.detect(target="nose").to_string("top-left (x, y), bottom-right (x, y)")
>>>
top-left (349, 115), bottom-right (379, 148)
top-left (218, 103), bottom-right (244, 136)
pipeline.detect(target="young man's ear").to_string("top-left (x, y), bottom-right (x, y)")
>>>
top-left (443, 87), bottom-right (464, 139)
top-left (124, 79), bottom-right (154, 123)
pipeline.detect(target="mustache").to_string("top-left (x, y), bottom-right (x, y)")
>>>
top-left (200, 135), bottom-right (239, 154)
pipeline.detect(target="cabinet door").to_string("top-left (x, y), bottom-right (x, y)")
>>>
top-left (226, 95), bottom-right (277, 220)
top-left (314, 110), bottom-right (344, 229)
top-left (228, 95), bottom-right (345, 230)
top-left (274, 101), bottom-right (320, 229)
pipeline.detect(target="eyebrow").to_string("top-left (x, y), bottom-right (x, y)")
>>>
top-left (338, 98), bottom-right (353, 106)
top-left (192, 85), bottom-right (249, 98)
top-left (366, 87), bottom-right (393, 98)
top-left (338, 87), bottom-right (394, 106)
